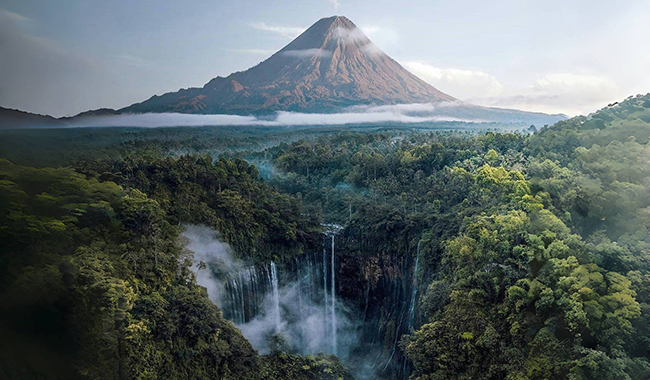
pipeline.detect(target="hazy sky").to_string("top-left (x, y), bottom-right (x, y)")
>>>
top-left (1, 0), bottom-right (649, 117)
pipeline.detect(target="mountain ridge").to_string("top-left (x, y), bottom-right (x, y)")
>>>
top-left (0, 15), bottom-right (569, 128)
top-left (0, 107), bottom-right (64, 129)
top-left (120, 16), bottom-right (456, 115)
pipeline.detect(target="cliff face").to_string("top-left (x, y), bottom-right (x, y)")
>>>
top-left (121, 16), bottom-right (455, 115)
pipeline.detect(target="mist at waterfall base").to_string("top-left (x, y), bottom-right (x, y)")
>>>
top-left (182, 225), bottom-right (361, 361)
top-left (184, 225), bottom-right (237, 302)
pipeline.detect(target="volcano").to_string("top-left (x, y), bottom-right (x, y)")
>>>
top-left (120, 16), bottom-right (456, 115)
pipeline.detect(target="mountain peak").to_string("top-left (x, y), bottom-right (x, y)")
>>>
top-left (279, 14), bottom-right (367, 53)
top-left (320, 15), bottom-right (356, 29)
top-left (121, 16), bottom-right (455, 115)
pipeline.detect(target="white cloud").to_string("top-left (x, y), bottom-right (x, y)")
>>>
top-left (66, 107), bottom-right (486, 129)
top-left (474, 73), bottom-right (622, 116)
top-left (249, 22), bottom-right (305, 39)
top-left (403, 61), bottom-right (504, 100)
top-left (333, 27), bottom-right (388, 56)
top-left (533, 73), bottom-right (617, 94)
top-left (0, 8), bottom-right (32, 24)
top-left (17, 101), bottom-right (565, 129)
top-left (333, 27), bottom-right (369, 43)
top-left (360, 42), bottom-right (385, 56)
top-left (274, 110), bottom-right (473, 125)
top-left (347, 103), bottom-right (437, 113)
top-left (402, 60), bottom-right (621, 116)
top-left (281, 48), bottom-right (333, 59)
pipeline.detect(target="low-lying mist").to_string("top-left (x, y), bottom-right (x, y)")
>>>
top-left (182, 225), bottom-right (361, 359)
top-left (71, 104), bottom-right (482, 128)
top-left (60, 100), bottom-right (564, 129)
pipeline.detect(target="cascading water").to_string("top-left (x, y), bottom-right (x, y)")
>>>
top-left (323, 248), bottom-right (329, 338)
top-left (186, 224), bottom-right (425, 379)
top-left (408, 240), bottom-right (421, 332)
top-left (323, 223), bottom-right (343, 355)
top-left (331, 234), bottom-right (337, 354)
top-left (216, 224), bottom-right (345, 357)
top-left (270, 261), bottom-right (281, 333)
top-left (188, 224), bottom-right (423, 379)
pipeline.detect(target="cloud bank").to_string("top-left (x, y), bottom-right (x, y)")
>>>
top-left (68, 105), bottom-right (492, 129)
top-left (403, 61), bottom-right (505, 100)
top-left (473, 73), bottom-right (621, 116)
top-left (403, 61), bottom-right (622, 116)
top-left (52, 99), bottom-right (569, 130)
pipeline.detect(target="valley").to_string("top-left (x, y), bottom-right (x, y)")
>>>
top-left (2, 95), bottom-right (650, 380)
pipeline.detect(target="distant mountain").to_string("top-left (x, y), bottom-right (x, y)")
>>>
top-left (120, 16), bottom-right (456, 115)
top-left (0, 107), bottom-right (64, 129)
top-left (0, 15), bottom-right (568, 128)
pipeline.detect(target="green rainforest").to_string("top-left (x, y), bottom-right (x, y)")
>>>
top-left (2, 94), bottom-right (650, 380)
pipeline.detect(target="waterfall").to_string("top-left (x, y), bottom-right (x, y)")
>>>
top-left (220, 254), bottom-right (331, 352)
top-left (322, 248), bottom-right (329, 336)
top-left (270, 261), bottom-right (281, 333)
top-left (239, 272), bottom-right (246, 323)
top-left (363, 277), bottom-right (370, 322)
top-left (192, 223), bottom-right (419, 379)
top-left (214, 226), bottom-right (344, 357)
top-left (321, 223), bottom-right (342, 355)
top-left (297, 259), bottom-right (304, 326)
top-left (408, 240), bottom-right (421, 332)
top-left (331, 233), bottom-right (337, 355)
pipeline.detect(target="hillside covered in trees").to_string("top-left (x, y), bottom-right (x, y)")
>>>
top-left (0, 157), bottom-right (349, 380)
top-left (1, 93), bottom-right (650, 380)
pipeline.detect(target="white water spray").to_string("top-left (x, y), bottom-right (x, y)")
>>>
top-left (270, 261), bottom-right (281, 333)
top-left (322, 223), bottom-right (343, 355)
top-left (331, 233), bottom-right (337, 354)
top-left (408, 240), bottom-right (421, 331)
top-left (323, 248), bottom-right (329, 336)
top-left (185, 225), bottom-right (360, 359)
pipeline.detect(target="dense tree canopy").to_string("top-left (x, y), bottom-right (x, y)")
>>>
top-left (260, 94), bottom-right (650, 380)
top-left (2, 93), bottom-right (650, 380)
top-left (0, 158), bottom-right (346, 380)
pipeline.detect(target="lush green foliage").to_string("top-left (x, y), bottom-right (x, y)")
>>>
top-left (0, 157), bottom-right (347, 379)
top-left (261, 94), bottom-right (650, 380)
top-left (76, 153), bottom-right (320, 262)
top-left (2, 94), bottom-right (650, 380)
